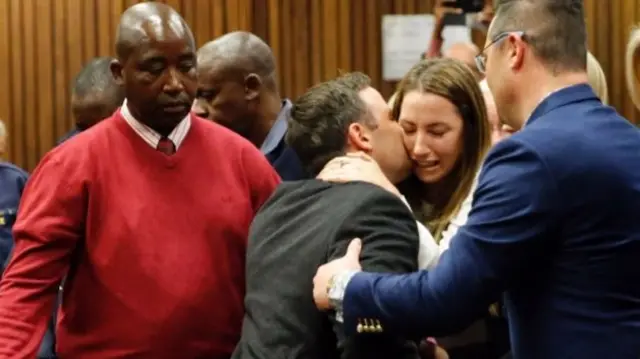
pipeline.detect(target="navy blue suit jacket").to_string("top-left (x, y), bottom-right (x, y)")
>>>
top-left (343, 85), bottom-right (640, 359)
top-left (0, 162), bottom-right (28, 270)
top-left (261, 100), bottom-right (306, 181)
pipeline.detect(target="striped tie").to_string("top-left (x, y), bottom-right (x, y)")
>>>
top-left (157, 137), bottom-right (176, 155)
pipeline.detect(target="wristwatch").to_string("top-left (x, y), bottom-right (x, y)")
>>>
top-left (327, 271), bottom-right (358, 322)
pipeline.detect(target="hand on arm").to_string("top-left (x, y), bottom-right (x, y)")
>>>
top-left (337, 139), bottom-right (560, 338)
top-left (317, 152), bottom-right (402, 198)
top-left (315, 188), bottom-right (421, 358)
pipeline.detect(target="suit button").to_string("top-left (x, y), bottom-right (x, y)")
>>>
top-left (375, 319), bottom-right (383, 333)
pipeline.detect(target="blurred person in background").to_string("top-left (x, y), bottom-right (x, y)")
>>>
top-left (193, 31), bottom-right (305, 180)
top-left (0, 120), bottom-right (6, 159)
top-left (586, 51), bottom-right (608, 105)
top-left (626, 27), bottom-right (640, 112)
top-left (57, 57), bottom-right (124, 144)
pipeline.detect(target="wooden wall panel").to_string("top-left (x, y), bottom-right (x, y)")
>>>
top-left (0, 0), bottom-right (637, 171)
top-left (584, 0), bottom-right (640, 125)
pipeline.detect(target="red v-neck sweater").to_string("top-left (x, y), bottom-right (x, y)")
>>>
top-left (0, 113), bottom-right (280, 358)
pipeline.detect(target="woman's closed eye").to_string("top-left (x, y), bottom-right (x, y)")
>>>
top-left (427, 125), bottom-right (450, 137)
top-left (400, 122), bottom-right (417, 134)
top-left (429, 129), bottom-right (448, 137)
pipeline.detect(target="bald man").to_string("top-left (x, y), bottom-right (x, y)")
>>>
top-left (444, 42), bottom-right (482, 79)
top-left (193, 31), bottom-right (305, 180)
top-left (57, 57), bottom-right (125, 144)
top-left (0, 3), bottom-right (279, 358)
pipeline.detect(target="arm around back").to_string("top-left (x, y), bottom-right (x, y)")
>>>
top-left (329, 184), bottom-right (421, 359)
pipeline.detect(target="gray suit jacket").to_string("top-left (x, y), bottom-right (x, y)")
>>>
top-left (231, 179), bottom-right (421, 359)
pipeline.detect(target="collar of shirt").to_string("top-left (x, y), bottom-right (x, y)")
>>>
top-left (260, 99), bottom-right (292, 155)
top-left (120, 98), bottom-right (191, 150)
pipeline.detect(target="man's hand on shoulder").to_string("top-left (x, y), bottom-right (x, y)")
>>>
top-left (317, 152), bottom-right (401, 197)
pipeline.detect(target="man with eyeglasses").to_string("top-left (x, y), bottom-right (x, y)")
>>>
top-left (311, 1), bottom-right (640, 359)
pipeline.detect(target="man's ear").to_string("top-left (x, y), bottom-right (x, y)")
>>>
top-left (244, 73), bottom-right (262, 101)
top-left (346, 122), bottom-right (374, 153)
top-left (110, 59), bottom-right (125, 86)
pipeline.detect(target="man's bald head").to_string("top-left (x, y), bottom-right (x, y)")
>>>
top-left (197, 31), bottom-right (277, 90)
top-left (111, 2), bottom-right (198, 136)
top-left (443, 42), bottom-right (481, 79)
top-left (115, 2), bottom-right (195, 61)
top-left (192, 31), bottom-right (283, 144)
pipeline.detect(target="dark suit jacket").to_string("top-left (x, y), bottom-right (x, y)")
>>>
top-left (342, 84), bottom-right (640, 359)
top-left (232, 180), bottom-right (421, 359)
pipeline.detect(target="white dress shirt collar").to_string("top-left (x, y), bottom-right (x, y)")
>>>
top-left (120, 98), bottom-right (191, 150)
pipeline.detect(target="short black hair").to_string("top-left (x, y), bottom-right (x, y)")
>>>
top-left (72, 57), bottom-right (123, 101)
top-left (286, 78), bottom-right (370, 176)
top-left (491, 0), bottom-right (587, 73)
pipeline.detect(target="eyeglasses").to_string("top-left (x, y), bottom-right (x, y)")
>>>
top-left (475, 31), bottom-right (525, 74)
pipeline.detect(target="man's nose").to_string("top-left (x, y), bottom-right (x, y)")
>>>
top-left (191, 100), bottom-right (210, 119)
top-left (163, 68), bottom-right (185, 95)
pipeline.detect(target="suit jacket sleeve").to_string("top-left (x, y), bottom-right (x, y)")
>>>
top-left (342, 138), bottom-right (560, 338)
top-left (0, 152), bottom-right (85, 358)
top-left (329, 185), bottom-right (421, 359)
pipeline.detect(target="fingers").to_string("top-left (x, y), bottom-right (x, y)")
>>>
top-left (345, 238), bottom-right (362, 261)
top-left (435, 0), bottom-right (463, 15)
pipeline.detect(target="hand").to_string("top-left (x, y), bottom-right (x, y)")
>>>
top-left (313, 238), bottom-right (363, 310)
top-left (317, 152), bottom-right (402, 197)
top-left (434, 0), bottom-right (463, 21)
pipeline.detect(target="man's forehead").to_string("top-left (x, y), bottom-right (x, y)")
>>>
top-left (358, 87), bottom-right (388, 122)
top-left (359, 87), bottom-right (385, 106)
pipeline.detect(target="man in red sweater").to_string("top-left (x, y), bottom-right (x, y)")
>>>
top-left (0, 3), bottom-right (279, 359)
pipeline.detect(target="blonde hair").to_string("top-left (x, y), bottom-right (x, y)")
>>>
top-left (394, 59), bottom-right (491, 241)
top-left (388, 92), bottom-right (398, 108)
top-left (586, 51), bottom-right (608, 105)
top-left (626, 27), bottom-right (640, 111)
top-left (0, 119), bottom-right (6, 158)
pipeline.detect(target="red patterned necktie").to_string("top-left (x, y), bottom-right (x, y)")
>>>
top-left (157, 137), bottom-right (176, 156)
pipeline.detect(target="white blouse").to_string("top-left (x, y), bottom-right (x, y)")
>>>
top-left (404, 178), bottom-right (478, 270)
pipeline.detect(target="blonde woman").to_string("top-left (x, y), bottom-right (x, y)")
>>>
top-left (587, 51), bottom-right (608, 105)
top-left (626, 27), bottom-right (640, 110)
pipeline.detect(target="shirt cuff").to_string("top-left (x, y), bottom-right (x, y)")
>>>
top-left (328, 270), bottom-right (359, 323)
